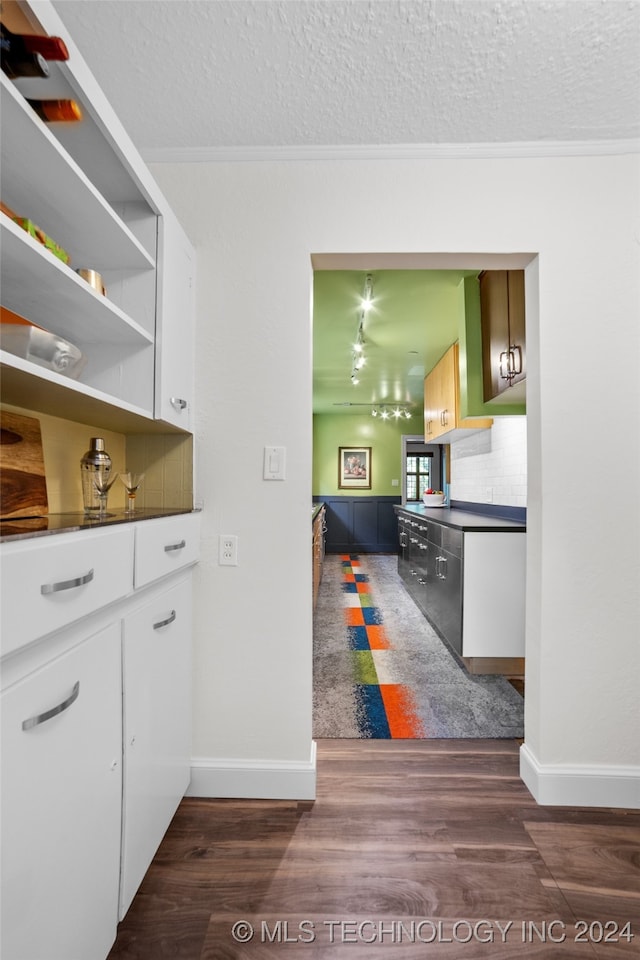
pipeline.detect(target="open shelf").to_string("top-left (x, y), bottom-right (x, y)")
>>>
top-left (1, 73), bottom-right (156, 270)
top-left (1, 215), bottom-right (155, 346)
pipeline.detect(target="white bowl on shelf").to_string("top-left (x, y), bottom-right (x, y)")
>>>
top-left (422, 492), bottom-right (445, 506)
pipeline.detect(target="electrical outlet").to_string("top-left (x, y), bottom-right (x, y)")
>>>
top-left (484, 487), bottom-right (493, 503)
top-left (219, 534), bottom-right (238, 566)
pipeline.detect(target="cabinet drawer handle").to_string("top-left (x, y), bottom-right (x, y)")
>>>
top-left (40, 569), bottom-right (94, 595)
top-left (164, 539), bottom-right (186, 553)
top-left (22, 681), bottom-right (80, 731)
top-left (153, 609), bottom-right (177, 630)
top-left (170, 397), bottom-right (188, 411)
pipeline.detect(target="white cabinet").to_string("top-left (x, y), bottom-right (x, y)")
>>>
top-left (0, 0), bottom-right (194, 432)
top-left (1, 620), bottom-right (123, 960)
top-left (0, 511), bottom-right (200, 959)
top-left (0, 525), bottom-right (134, 657)
top-left (155, 210), bottom-right (195, 429)
top-left (120, 575), bottom-right (193, 917)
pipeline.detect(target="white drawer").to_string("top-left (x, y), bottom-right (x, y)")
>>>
top-left (134, 513), bottom-right (200, 589)
top-left (1, 526), bottom-right (134, 658)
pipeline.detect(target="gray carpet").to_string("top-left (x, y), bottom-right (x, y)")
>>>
top-left (313, 553), bottom-right (524, 739)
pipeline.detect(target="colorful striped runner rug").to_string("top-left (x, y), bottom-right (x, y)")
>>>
top-left (341, 554), bottom-right (425, 737)
top-left (313, 553), bottom-right (524, 739)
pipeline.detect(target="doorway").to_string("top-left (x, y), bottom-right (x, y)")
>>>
top-left (311, 253), bottom-right (533, 741)
top-left (401, 435), bottom-right (443, 503)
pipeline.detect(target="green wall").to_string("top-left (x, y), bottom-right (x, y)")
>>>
top-left (313, 414), bottom-right (409, 496)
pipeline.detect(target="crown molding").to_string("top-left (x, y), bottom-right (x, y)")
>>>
top-left (142, 139), bottom-right (640, 164)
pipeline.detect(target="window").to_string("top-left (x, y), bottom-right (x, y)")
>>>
top-left (406, 454), bottom-right (433, 501)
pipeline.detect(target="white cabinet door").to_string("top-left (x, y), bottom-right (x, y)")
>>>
top-left (1, 622), bottom-right (122, 960)
top-left (462, 532), bottom-right (526, 657)
top-left (120, 575), bottom-right (193, 917)
top-left (155, 211), bottom-right (195, 429)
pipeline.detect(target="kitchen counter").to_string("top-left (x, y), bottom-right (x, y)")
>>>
top-left (0, 508), bottom-right (198, 544)
top-left (394, 503), bottom-right (526, 532)
top-left (312, 502), bottom-right (325, 523)
top-left (395, 502), bottom-right (526, 665)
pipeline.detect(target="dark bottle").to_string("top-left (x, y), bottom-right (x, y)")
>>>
top-left (27, 98), bottom-right (82, 122)
top-left (1, 27), bottom-right (49, 78)
top-left (1, 24), bottom-right (68, 79)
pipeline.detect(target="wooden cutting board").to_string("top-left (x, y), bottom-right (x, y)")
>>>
top-left (0, 412), bottom-right (48, 519)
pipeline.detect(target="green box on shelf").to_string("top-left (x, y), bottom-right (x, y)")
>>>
top-left (14, 217), bottom-right (70, 265)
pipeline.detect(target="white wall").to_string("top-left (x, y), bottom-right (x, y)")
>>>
top-left (450, 417), bottom-right (527, 508)
top-left (150, 153), bottom-right (640, 806)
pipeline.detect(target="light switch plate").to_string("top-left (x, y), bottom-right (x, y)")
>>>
top-left (263, 445), bottom-right (286, 480)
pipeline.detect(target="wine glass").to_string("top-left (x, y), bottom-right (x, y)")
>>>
top-left (119, 472), bottom-right (145, 513)
top-left (93, 473), bottom-right (119, 517)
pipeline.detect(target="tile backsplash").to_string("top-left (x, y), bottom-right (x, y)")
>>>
top-left (449, 417), bottom-right (527, 508)
top-left (125, 433), bottom-right (193, 510)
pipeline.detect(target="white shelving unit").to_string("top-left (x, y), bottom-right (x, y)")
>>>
top-left (0, 0), bottom-right (194, 431)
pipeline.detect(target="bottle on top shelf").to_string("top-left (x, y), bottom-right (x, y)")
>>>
top-left (27, 98), bottom-right (82, 122)
top-left (1, 24), bottom-right (69, 79)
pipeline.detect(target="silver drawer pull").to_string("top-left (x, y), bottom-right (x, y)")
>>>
top-left (153, 609), bottom-right (176, 630)
top-left (170, 397), bottom-right (187, 410)
top-left (164, 539), bottom-right (186, 553)
top-left (22, 681), bottom-right (80, 731)
top-left (40, 569), bottom-right (94, 595)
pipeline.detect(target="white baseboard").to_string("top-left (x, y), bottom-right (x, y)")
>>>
top-left (520, 743), bottom-right (640, 809)
top-left (187, 741), bottom-right (317, 800)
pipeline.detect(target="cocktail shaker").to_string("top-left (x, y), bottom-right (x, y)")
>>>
top-left (80, 437), bottom-right (112, 515)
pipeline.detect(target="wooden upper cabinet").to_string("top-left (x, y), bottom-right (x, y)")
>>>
top-left (479, 270), bottom-right (526, 402)
top-left (424, 344), bottom-right (492, 443)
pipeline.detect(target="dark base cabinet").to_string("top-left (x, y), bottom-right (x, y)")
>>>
top-left (398, 512), bottom-right (462, 655)
top-left (394, 505), bottom-right (525, 663)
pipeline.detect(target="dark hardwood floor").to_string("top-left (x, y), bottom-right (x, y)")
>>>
top-left (108, 740), bottom-right (640, 959)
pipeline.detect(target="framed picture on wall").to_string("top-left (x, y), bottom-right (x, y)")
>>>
top-left (338, 446), bottom-right (371, 489)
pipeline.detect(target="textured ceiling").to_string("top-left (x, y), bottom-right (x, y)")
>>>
top-left (51, 0), bottom-right (640, 159)
top-left (46, 1), bottom-right (639, 418)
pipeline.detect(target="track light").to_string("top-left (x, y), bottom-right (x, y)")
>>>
top-left (369, 404), bottom-right (411, 421)
top-left (349, 275), bottom-right (374, 386)
top-left (333, 402), bottom-right (412, 419)
top-left (361, 274), bottom-right (374, 312)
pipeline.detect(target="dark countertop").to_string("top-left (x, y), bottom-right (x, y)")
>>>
top-left (312, 502), bottom-right (325, 523)
top-left (0, 508), bottom-right (197, 544)
top-left (395, 503), bottom-right (526, 532)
